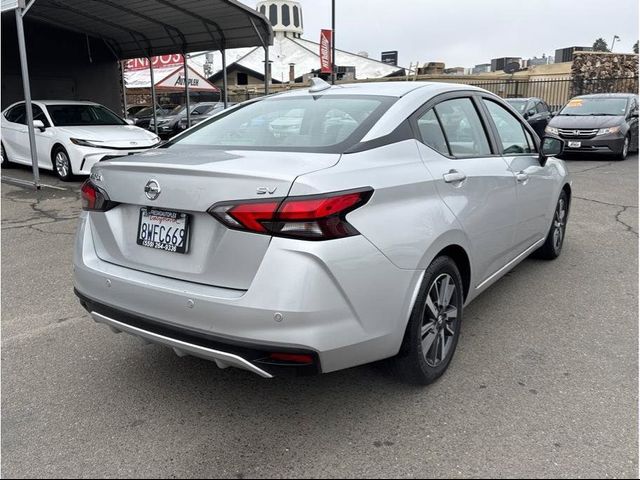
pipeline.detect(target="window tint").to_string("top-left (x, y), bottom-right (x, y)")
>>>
top-left (434, 98), bottom-right (491, 157)
top-left (417, 109), bottom-right (449, 156)
top-left (5, 104), bottom-right (25, 124)
top-left (483, 99), bottom-right (534, 154)
top-left (169, 95), bottom-right (394, 153)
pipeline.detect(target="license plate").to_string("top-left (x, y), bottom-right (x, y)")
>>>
top-left (137, 207), bottom-right (190, 254)
top-left (568, 141), bottom-right (581, 148)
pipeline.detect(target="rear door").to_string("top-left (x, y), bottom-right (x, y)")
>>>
top-left (479, 96), bottom-right (558, 252)
top-left (413, 93), bottom-right (519, 284)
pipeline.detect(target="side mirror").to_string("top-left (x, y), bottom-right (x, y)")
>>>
top-left (527, 109), bottom-right (536, 118)
top-left (33, 119), bottom-right (46, 132)
top-left (125, 118), bottom-right (135, 125)
top-left (539, 136), bottom-right (564, 165)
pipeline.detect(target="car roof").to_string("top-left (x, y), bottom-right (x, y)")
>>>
top-left (271, 81), bottom-right (487, 99)
top-left (574, 93), bottom-right (637, 99)
top-left (33, 100), bottom-right (102, 106)
top-left (506, 97), bottom-right (540, 102)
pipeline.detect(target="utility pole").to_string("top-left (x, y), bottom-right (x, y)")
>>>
top-left (331, 0), bottom-right (336, 85)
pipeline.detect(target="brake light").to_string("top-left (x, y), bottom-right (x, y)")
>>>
top-left (81, 180), bottom-right (116, 212)
top-left (268, 353), bottom-right (314, 364)
top-left (209, 188), bottom-right (373, 240)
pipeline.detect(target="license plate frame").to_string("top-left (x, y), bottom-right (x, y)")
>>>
top-left (136, 207), bottom-right (191, 254)
top-left (568, 141), bottom-right (582, 148)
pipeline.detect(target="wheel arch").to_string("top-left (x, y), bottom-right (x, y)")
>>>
top-left (434, 244), bottom-right (471, 301)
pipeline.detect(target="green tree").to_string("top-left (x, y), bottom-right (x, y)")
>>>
top-left (634, 41), bottom-right (639, 54)
top-left (592, 38), bottom-right (609, 52)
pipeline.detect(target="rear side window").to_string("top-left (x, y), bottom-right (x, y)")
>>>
top-left (417, 109), bottom-right (449, 156)
top-left (5, 104), bottom-right (25, 124)
top-left (483, 99), bottom-right (534, 154)
top-left (433, 98), bottom-right (491, 157)
top-left (169, 95), bottom-right (396, 153)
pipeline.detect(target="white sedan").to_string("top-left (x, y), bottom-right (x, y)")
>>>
top-left (1, 100), bottom-right (160, 181)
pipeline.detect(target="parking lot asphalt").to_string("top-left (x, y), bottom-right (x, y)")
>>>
top-left (1, 156), bottom-right (638, 479)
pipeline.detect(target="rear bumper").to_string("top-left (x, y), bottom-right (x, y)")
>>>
top-left (73, 213), bottom-right (421, 376)
top-left (561, 134), bottom-right (625, 155)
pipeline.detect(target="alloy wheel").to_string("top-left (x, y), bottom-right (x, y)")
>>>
top-left (55, 151), bottom-right (70, 178)
top-left (552, 196), bottom-right (567, 251)
top-left (421, 273), bottom-right (458, 367)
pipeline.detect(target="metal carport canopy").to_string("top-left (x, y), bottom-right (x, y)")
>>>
top-left (2, 0), bottom-right (273, 189)
top-left (22, 0), bottom-right (273, 57)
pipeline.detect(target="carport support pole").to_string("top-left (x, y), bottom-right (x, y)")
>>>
top-left (15, 7), bottom-right (40, 189)
top-left (149, 59), bottom-right (158, 135)
top-left (221, 49), bottom-right (228, 108)
top-left (184, 56), bottom-right (191, 128)
top-left (264, 46), bottom-right (270, 95)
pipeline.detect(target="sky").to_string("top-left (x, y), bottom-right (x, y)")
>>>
top-left (242, 0), bottom-right (639, 68)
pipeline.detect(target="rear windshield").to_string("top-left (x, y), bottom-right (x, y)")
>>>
top-left (165, 95), bottom-right (396, 153)
top-left (559, 97), bottom-right (628, 116)
top-left (47, 104), bottom-right (125, 126)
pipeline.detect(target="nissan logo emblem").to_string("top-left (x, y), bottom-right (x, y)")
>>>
top-left (144, 180), bottom-right (161, 200)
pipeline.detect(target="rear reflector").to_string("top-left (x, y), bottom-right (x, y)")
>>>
top-left (209, 188), bottom-right (373, 241)
top-left (269, 353), bottom-right (314, 364)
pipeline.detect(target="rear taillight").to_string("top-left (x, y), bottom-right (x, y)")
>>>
top-left (81, 180), bottom-right (117, 212)
top-left (209, 188), bottom-right (373, 240)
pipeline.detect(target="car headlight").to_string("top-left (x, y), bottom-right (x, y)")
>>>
top-left (70, 138), bottom-right (103, 148)
top-left (545, 126), bottom-right (559, 135)
top-left (596, 126), bottom-right (620, 136)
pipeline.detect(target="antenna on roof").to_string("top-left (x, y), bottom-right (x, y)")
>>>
top-left (309, 77), bottom-right (331, 93)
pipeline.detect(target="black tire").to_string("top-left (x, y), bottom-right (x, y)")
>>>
top-left (390, 255), bottom-right (464, 385)
top-left (532, 190), bottom-right (569, 260)
top-left (616, 134), bottom-right (630, 161)
top-left (51, 146), bottom-right (73, 181)
top-left (1, 142), bottom-right (12, 168)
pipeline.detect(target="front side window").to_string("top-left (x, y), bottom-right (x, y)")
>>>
top-left (433, 98), bottom-right (491, 157)
top-left (483, 99), bottom-right (534, 154)
top-left (47, 104), bottom-right (125, 126)
top-left (32, 105), bottom-right (51, 127)
top-left (167, 95), bottom-right (395, 153)
top-left (417, 109), bottom-right (449, 156)
top-left (536, 102), bottom-right (548, 113)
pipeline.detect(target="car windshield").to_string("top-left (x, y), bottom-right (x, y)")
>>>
top-left (506, 100), bottom-right (528, 113)
top-left (166, 95), bottom-right (395, 152)
top-left (48, 104), bottom-right (125, 126)
top-left (559, 97), bottom-right (628, 116)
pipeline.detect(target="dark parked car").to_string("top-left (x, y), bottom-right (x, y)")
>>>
top-left (150, 102), bottom-right (219, 138)
top-left (132, 104), bottom-right (179, 130)
top-left (506, 97), bottom-right (552, 137)
top-left (546, 93), bottom-right (639, 160)
top-left (126, 105), bottom-right (149, 118)
top-left (178, 102), bottom-right (237, 131)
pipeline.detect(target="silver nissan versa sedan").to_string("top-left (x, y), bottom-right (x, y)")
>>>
top-left (74, 80), bottom-right (571, 384)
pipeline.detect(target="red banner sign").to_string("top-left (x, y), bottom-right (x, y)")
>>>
top-left (125, 54), bottom-right (184, 71)
top-left (320, 29), bottom-right (333, 74)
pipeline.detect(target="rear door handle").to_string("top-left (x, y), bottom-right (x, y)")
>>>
top-left (516, 171), bottom-right (529, 183)
top-left (443, 170), bottom-right (467, 184)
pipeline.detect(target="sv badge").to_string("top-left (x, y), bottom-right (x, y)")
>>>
top-left (256, 187), bottom-right (277, 195)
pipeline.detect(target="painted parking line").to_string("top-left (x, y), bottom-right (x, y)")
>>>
top-left (1, 176), bottom-right (69, 191)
